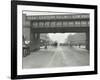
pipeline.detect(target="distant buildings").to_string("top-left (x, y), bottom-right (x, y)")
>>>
top-left (66, 33), bottom-right (87, 49)
top-left (40, 34), bottom-right (50, 42)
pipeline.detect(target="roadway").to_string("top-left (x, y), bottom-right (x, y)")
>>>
top-left (22, 46), bottom-right (89, 69)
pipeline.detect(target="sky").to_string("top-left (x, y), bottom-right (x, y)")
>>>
top-left (48, 33), bottom-right (75, 43)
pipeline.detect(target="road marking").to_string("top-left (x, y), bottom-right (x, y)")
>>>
top-left (46, 46), bottom-right (67, 67)
top-left (59, 47), bottom-right (67, 64)
top-left (46, 48), bottom-right (58, 67)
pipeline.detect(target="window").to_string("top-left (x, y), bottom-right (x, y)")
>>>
top-left (75, 21), bottom-right (81, 27)
top-left (81, 21), bottom-right (87, 27)
top-left (62, 21), bottom-right (68, 27)
top-left (68, 21), bottom-right (74, 27)
top-left (39, 22), bottom-right (44, 27)
top-left (56, 21), bottom-right (62, 27)
top-left (33, 22), bottom-right (38, 27)
top-left (50, 22), bottom-right (56, 27)
top-left (44, 22), bottom-right (50, 27)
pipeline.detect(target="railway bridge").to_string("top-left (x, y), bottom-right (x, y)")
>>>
top-left (22, 13), bottom-right (89, 52)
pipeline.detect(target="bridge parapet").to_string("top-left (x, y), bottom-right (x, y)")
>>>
top-left (26, 14), bottom-right (89, 21)
top-left (23, 14), bottom-right (90, 28)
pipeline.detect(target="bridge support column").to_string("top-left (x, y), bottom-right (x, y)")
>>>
top-left (86, 32), bottom-right (89, 50)
top-left (30, 30), bottom-right (40, 51)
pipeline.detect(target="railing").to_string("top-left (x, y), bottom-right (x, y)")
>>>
top-left (26, 14), bottom-right (89, 21)
top-left (23, 14), bottom-right (90, 28)
top-left (32, 21), bottom-right (89, 28)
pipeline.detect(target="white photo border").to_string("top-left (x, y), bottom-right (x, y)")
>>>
top-left (17, 5), bottom-right (94, 75)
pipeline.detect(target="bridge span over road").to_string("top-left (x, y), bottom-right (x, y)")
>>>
top-left (22, 13), bottom-right (90, 52)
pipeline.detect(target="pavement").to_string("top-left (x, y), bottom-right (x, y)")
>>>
top-left (22, 46), bottom-right (89, 69)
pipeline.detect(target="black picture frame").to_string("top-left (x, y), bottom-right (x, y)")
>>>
top-left (11, 0), bottom-right (97, 79)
